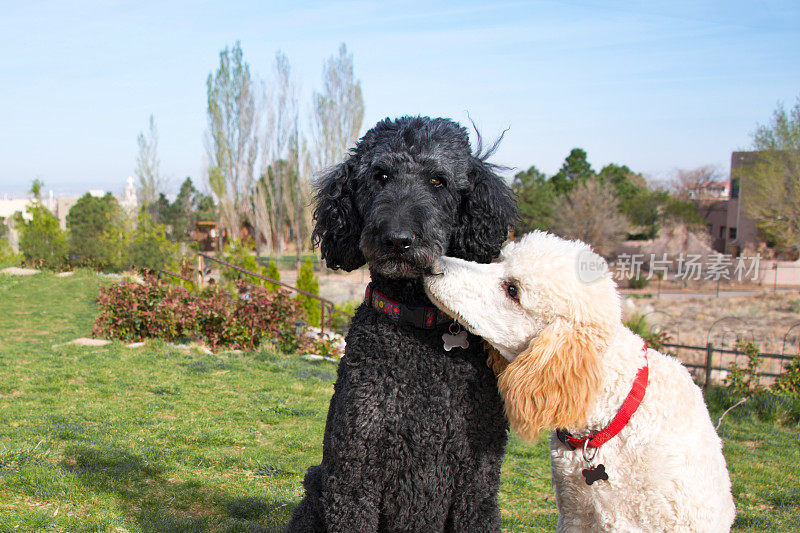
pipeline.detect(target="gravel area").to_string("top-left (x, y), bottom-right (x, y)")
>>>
top-left (625, 290), bottom-right (800, 377)
top-left (0, 267), bottom-right (40, 275)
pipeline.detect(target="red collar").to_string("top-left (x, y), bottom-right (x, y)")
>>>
top-left (557, 342), bottom-right (649, 451)
top-left (365, 283), bottom-right (453, 330)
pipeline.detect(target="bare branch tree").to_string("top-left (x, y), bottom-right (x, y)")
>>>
top-left (205, 41), bottom-right (259, 243)
top-left (252, 178), bottom-right (273, 255)
top-left (135, 114), bottom-right (162, 210)
top-left (292, 135), bottom-right (314, 266)
top-left (311, 43), bottom-right (364, 172)
top-left (670, 165), bottom-right (724, 201)
top-left (255, 51), bottom-right (300, 256)
top-left (551, 179), bottom-right (629, 258)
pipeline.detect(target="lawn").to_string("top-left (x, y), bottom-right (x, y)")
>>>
top-left (0, 271), bottom-right (797, 532)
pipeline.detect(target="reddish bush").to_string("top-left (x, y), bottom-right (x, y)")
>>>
top-left (232, 284), bottom-right (308, 352)
top-left (93, 276), bottom-right (309, 352)
top-left (92, 274), bottom-right (194, 342)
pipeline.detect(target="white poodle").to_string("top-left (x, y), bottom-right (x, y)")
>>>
top-left (424, 231), bottom-right (735, 532)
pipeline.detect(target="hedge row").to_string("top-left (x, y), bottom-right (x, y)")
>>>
top-left (93, 275), bottom-right (310, 352)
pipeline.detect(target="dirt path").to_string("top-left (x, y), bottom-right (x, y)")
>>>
top-left (624, 290), bottom-right (800, 379)
top-left (281, 268), bottom-right (370, 305)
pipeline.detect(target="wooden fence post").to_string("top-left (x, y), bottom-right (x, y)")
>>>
top-left (197, 255), bottom-right (204, 290)
top-left (320, 302), bottom-right (326, 339)
top-left (773, 263), bottom-right (779, 293)
top-left (704, 342), bottom-right (714, 389)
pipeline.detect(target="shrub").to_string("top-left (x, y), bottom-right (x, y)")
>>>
top-left (224, 240), bottom-right (280, 290)
top-left (310, 338), bottom-right (343, 358)
top-left (662, 197), bottom-right (705, 229)
top-left (551, 179), bottom-right (629, 257)
top-left (265, 260), bottom-right (281, 291)
top-left (296, 257), bottom-right (321, 326)
top-left (705, 386), bottom-right (800, 426)
top-left (773, 355), bottom-right (800, 396)
top-left (92, 275), bottom-right (195, 342)
top-left (725, 339), bottom-right (762, 395)
top-left (627, 275), bottom-right (650, 289)
top-left (624, 313), bottom-right (648, 336)
top-left (195, 282), bottom-right (308, 351)
top-left (224, 240), bottom-right (259, 272)
top-left (331, 300), bottom-right (360, 333)
top-left (14, 203), bottom-right (67, 269)
top-left (0, 238), bottom-right (21, 266)
top-left (623, 313), bottom-right (669, 350)
top-left (126, 213), bottom-right (178, 271)
top-left (165, 256), bottom-right (198, 292)
top-left (93, 276), bottom-right (309, 352)
top-left (67, 193), bottom-right (125, 269)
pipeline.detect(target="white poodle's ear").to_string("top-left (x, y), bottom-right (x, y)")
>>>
top-left (497, 319), bottom-right (602, 441)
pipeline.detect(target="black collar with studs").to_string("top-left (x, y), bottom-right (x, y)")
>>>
top-left (365, 283), bottom-right (453, 330)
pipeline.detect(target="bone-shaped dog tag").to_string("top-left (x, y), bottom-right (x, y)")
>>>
top-left (581, 464), bottom-right (608, 485)
top-left (443, 323), bottom-right (469, 351)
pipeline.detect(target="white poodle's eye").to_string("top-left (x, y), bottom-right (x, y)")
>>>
top-left (505, 281), bottom-right (519, 301)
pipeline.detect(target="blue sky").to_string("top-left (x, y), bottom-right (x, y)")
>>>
top-left (1, 0), bottom-right (798, 198)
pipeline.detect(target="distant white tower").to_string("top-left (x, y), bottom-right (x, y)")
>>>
top-left (121, 176), bottom-right (138, 211)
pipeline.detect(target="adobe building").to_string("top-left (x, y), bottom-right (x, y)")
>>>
top-left (692, 152), bottom-right (760, 256)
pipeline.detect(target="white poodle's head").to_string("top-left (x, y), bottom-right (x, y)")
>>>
top-left (424, 231), bottom-right (621, 439)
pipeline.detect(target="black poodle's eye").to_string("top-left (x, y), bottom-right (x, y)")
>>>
top-left (429, 176), bottom-right (446, 188)
top-left (374, 170), bottom-right (391, 183)
top-left (505, 282), bottom-right (519, 301)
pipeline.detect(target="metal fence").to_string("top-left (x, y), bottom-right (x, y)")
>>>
top-left (156, 252), bottom-right (346, 339)
top-left (639, 314), bottom-right (800, 388)
top-left (198, 252), bottom-right (345, 338)
top-left (255, 255), bottom-right (325, 271)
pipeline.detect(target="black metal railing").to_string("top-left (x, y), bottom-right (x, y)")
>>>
top-left (197, 252), bottom-right (343, 338)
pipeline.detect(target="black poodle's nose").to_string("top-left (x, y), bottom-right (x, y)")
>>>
top-left (382, 230), bottom-right (414, 251)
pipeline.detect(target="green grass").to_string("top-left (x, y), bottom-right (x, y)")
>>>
top-left (0, 271), bottom-right (798, 531)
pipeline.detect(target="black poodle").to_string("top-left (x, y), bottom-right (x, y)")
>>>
top-left (286, 116), bottom-right (517, 532)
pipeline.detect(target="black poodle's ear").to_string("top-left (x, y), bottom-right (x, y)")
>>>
top-left (311, 159), bottom-right (366, 271)
top-left (449, 156), bottom-right (518, 263)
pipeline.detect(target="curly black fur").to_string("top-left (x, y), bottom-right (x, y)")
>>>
top-left (287, 116), bottom-right (517, 532)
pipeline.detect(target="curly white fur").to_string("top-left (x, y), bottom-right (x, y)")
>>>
top-left (425, 231), bottom-right (736, 532)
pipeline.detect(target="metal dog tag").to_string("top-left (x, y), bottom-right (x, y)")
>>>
top-left (581, 464), bottom-right (608, 485)
top-left (580, 441), bottom-right (608, 485)
top-left (443, 323), bottom-right (469, 351)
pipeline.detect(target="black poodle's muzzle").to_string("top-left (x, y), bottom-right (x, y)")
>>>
top-left (359, 190), bottom-right (449, 279)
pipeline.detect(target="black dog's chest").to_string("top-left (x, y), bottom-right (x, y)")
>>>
top-left (345, 316), bottom-right (484, 385)
top-left (341, 314), bottom-right (496, 437)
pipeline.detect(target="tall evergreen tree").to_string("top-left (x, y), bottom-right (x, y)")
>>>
top-left (67, 193), bottom-right (124, 269)
top-left (512, 165), bottom-right (556, 232)
top-left (551, 148), bottom-right (595, 194)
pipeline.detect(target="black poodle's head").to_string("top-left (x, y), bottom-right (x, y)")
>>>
top-left (312, 116), bottom-right (518, 279)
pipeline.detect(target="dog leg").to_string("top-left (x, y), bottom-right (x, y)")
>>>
top-left (444, 438), bottom-right (504, 533)
top-left (318, 367), bottom-right (387, 532)
top-left (285, 466), bottom-right (327, 532)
